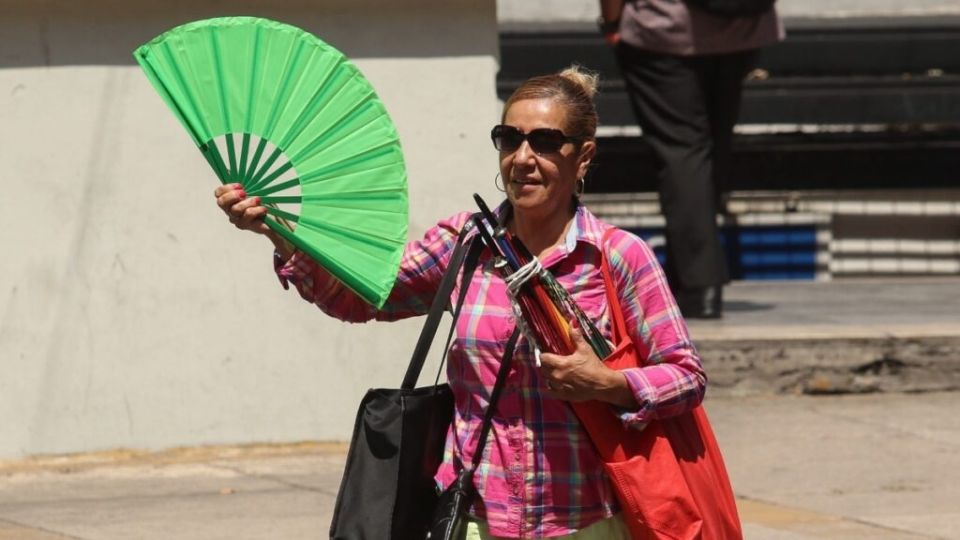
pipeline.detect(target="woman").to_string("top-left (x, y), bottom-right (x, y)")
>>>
top-left (215, 67), bottom-right (705, 539)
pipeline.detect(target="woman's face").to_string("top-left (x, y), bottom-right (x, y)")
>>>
top-left (499, 98), bottom-right (595, 221)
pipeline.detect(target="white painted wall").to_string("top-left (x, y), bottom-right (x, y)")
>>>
top-left (0, 0), bottom-right (500, 458)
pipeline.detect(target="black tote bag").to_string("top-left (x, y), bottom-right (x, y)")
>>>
top-left (330, 222), bottom-right (482, 540)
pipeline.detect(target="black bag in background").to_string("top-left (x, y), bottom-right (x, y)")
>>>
top-left (330, 222), bottom-right (483, 540)
top-left (684, 0), bottom-right (775, 16)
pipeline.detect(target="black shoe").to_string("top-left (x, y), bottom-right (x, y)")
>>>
top-left (675, 285), bottom-right (723, 319)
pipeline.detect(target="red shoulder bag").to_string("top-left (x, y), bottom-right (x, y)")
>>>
top-left (567, 229), bottom-right (742, 539)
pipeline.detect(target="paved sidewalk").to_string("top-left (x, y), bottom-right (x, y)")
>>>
top-left (686, 278), bottom-right (960, 342)
top-left (710, 392), bottom-right (960, 539)
top-left (1, 392), bottom-right (957, 539)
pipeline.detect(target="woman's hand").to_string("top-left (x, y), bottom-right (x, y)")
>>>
top-left (214, 184), bottom-right (295, 258)
top-left (539, 323), bottom-right (637, 408)
top-left (214, 183), bottom-right (270, 235)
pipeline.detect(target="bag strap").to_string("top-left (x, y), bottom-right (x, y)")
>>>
top-left (401, 218), bottom-right (482, 390)
top-left (398, 215), bottom-right (520, 471)
top-left (600, 228), bottom-right (630, 341)
top-left (426, 225), bottom-right (521, 472)
top-left (433, 236), bottom-right (484, 387)
top-left (469, 328), bottom-right (521, 472)
top-left (601, 227), bottom-right (656, 363)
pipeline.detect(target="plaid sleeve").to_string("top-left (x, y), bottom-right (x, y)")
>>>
top-left (275, 212), bottom-right (472, 323)
top-left (604, 230), bottom-right (707, 428)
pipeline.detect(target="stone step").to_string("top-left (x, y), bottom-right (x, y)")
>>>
top-left (582, 192), bottom-right (960, 279)
top-left (683, 278), bottom-right (960, 396)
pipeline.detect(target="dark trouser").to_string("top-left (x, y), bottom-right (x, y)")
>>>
top-left (616, 43), bottom-right (758, 290)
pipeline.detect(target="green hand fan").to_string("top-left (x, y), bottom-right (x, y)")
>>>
top-left (135, 17), bottom-right (408, 308)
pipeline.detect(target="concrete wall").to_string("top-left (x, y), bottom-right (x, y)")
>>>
top-left (0, 0), bottom-right (501, 458)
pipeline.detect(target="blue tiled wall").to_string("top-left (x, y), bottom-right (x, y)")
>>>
top-left (627, 225), bottom-right (821, 280)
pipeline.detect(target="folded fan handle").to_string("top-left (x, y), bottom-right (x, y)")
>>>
top-left (401, 217), bottom-right (482, 390)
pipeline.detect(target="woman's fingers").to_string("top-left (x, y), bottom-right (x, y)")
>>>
top-left (213, 184), bottom-right (239, 198)
top-left (541, 347), bottom-right (634, 408)
top-left (236, 199), bottom-right (269, 231)
top-left (230, 196), bottom-right (268, 231)
top-left (539, 333), bottom-right (607, 401)
top-left (214, 183), bottom-right (269, 234)
top-left (215, 183), bottom-right (246, 213)
top-left (539, 353), bottom-right (573, 393)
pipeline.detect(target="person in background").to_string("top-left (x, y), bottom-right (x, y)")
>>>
top-left (215, 66), bottom-right (705, 538)
top-left (598, 0), bottom-right (784, 318)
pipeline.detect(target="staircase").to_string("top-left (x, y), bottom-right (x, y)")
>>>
top-left (499, 17), bottom-right (960, 279)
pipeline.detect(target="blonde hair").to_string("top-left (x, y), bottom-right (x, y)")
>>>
top-left (502, 65), bottom-right (600, 143)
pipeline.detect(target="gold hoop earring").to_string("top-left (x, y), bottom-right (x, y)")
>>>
top-left (495, 172), bottom-right (506, 193)
top-left (575, 177), bottom-right (585, 197)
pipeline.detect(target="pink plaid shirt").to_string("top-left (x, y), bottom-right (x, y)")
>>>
top-left (277, 203), bottom-right (705, 538)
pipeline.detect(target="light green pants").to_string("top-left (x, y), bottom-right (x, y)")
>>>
top-left (465, 515), bottom-right (630, 539)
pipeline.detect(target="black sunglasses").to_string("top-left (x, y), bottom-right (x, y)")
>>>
top-left (491, 124), bottom-right (578, 154)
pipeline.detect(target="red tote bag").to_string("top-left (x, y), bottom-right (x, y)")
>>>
top-left (567, 229), bottom-right (742, 539)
